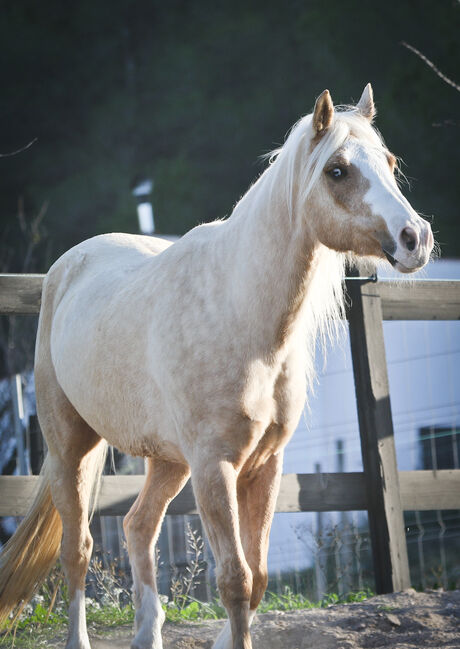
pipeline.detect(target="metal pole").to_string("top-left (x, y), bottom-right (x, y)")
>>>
top-left (315, 462), bottom-right (327, 600)
top-left (10, 373), bottom-right (28, 475)
top-left (336, 439), bottom-right (352, 595)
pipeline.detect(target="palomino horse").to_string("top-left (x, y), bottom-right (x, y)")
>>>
top-left (0, 85), bottom-right (433, 649)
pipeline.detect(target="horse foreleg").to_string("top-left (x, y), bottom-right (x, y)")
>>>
top-left (212, 452), bottom-right (283, 649)
top-left (191, 458), bottom-right (253, 649)
top-left (123, 457), bottom-right (190, 649)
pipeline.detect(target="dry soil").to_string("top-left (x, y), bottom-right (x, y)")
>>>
top-left (56, 589), bottom-right (460, 648)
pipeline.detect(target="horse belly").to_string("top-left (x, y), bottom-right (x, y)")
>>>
top-left (49, 298), bottom-right (185, 464)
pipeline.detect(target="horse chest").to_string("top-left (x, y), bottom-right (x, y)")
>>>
top-left (238, 369), bottom-right (304, 475)
top-left (241, 421), bottom-right (293, 476)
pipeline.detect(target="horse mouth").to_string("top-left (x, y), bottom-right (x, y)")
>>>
top-left (383, 249), bottom-right (397, 267)
top-left (382, 248), bottom-right (415, 274)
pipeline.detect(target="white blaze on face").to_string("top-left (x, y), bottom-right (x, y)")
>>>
top-left (349, 139), bottom-right (433, 273)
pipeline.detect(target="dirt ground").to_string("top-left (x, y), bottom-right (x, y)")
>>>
top-left (82, 589), bottom-right (460, 649)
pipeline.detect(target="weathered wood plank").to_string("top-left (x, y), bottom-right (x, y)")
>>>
top-left (399, 470), bottom-right (460, 511)
top-left (0, 274), bottom-right (44, 314)
top-left (1, 470), bottom-right (458, 517)
top-left (0, 275), bottom-right (459, 319)
top-left (378, 280), bottom-right (460, 320)
top-left (276, 472), bottom-right (367, 512)
top-left (0, 475), bottom-right (38, 516)
top-left (97, 475), bottom-right (199, 516)
top-left (0, 473), bottom-right (366, 517)
top-left (347, 277), bottom-right (411, 593)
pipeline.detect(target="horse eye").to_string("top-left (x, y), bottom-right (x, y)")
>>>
top-left (328, 166), bottom-right (346, 179)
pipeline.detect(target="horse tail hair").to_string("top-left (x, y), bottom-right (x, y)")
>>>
top-left (0, 456), bottom-right (62, 627)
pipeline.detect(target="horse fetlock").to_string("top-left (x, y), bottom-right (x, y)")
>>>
top-left (132, 585), bottom-right (165, 649)
top-left (131, 621), bottom-right (164, 649)
top-left (65, 638), bottom-right (91, 649)
top-left (230, 629), bottom-right (252, 649)
top-left (212, 610), bottom-right (256, 649)
top-left (131, 629), bottom-right (163, 649)
top-left (66, 590), bottom-right (91, 649)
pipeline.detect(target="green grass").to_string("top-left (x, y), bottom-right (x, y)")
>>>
top-left (0, 528), bottom-right (374, 647)
top-left (259, 587), bottom-right (373, 613)
top-left (1, 587), bottom-right (374, 647)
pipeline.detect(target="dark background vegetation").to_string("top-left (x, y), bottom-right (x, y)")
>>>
top-left (1, 0), bottom-right (459, 273)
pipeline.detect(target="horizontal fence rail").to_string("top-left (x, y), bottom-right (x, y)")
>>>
top-left (1, 273), bottom-right (460, 319)
top-left (1, 470), bottom-right (459, 518)
top-left (0, 274), bottom-right (44, 315)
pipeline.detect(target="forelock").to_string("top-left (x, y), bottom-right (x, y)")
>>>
top-left (264, 106), bottom-right (388, 219)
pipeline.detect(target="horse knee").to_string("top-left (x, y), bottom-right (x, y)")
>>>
top-left (61, 530), bottom-right (93, 580)
top-left (123, 510), bottom-right (147, 557)
top-left (217, 557), bottom-right (252, 608)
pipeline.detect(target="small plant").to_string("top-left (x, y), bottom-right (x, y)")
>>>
top-left (257, 585), bottom-right (373, 615)
top-left (377, 604), bottom-right (397, 613)
top-left (168, 524), bottom-right (207, 614)
top-left (87, 555), bottom-right (131, 610)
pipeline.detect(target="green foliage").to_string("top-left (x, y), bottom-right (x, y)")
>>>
top-left (13, 603), bottom-right (67, 630)
top-left (257, 586), bottom-right (373, 613)
top-left (1, 585), bottom-right (374, 647)
top-left (86, 603), bottom-right (134, 626)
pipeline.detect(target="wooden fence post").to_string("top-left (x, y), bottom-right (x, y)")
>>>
top-left (346, 276), bottom-right (411, 593)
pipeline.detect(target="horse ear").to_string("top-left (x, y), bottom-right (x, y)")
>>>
top-left (357, 83), bottom-right (375, 121)
top-left (312, 89), bottom-right (334, 134)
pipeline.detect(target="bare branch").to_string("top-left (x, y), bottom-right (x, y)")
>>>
top-left (0, 138), bottom-right (38, 158)
top-left (401, 41), bottom-right (460, 92)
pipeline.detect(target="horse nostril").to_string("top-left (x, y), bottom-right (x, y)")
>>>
top-left (400, 227), bottom-right (418, 252)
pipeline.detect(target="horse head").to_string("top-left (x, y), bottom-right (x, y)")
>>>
top-left (305, 84), bottom-right (434, 273)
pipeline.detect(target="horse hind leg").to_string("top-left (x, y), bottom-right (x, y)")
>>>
top-left (36, 373), bottom-right (107, 649)
top-left (123, 456), bottom-right (190, 649)
top-left (238, 453), bottom-right (283, 611)
top-left (48, 437), bottom-right (106, 649)
top-left (34, 272), bottom-right (107, 648)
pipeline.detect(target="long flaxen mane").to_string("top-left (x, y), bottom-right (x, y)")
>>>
top-left (259, 104), bottom-right (390, 393)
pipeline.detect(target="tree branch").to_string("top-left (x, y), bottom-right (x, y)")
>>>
top-left (401, 41), bottom-right (460, 92)
top-left (0, 138), bottom-right (38, 158)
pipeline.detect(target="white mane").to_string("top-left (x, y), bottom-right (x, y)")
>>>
top-left (259, 107), bottom-right (388, 394)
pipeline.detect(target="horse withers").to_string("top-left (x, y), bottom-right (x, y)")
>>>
top-left (0, 85), bottom-right (434, 649)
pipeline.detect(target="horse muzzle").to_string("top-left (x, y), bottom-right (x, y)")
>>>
top-left (383, 220), bottom-right (434, 274)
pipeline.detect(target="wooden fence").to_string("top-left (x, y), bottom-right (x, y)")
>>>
top-left (1, 272), bottom-right (460, 594)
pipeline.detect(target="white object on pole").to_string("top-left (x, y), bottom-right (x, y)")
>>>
top-left (137, 202), bottom-right (155, 235)
top-left (132, 179), bottom-right (153, 198)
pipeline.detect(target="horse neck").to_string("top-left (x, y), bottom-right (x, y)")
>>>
top-left (225, 160), bottom-right (340, 361)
